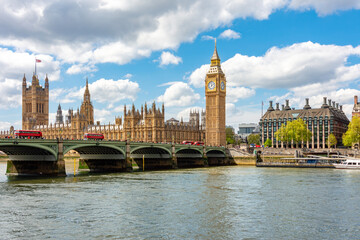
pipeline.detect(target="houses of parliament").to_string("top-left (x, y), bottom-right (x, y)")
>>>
top-left (1, 44), bottom-right (227, 146)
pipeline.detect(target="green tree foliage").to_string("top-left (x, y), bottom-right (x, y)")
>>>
top-left (247, 134), bottom-right (260, 145)
top-left (274, 118), bottom-right (312, 146)
top-left (226, 126), bottom-right (235, 144)
top-left (342, 115), bottom-right (360, 147)
top-left (264, 139), bottom-right (272, 147)
top-left (328, 133), bottom-right (337, 148)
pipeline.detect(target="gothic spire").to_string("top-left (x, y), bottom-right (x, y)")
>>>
top-left (84, 77), bottom-right (90, 101)
top-left (208, 39), bottom-right (223, 74)
top-left (210, 39), bottom-right (220, 66)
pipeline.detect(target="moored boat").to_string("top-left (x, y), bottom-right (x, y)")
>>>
top-left (333, 158), bottom-right (360, 169)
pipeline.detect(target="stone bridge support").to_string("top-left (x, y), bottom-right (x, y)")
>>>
top-left (5, 140), bottom-right (66, 177)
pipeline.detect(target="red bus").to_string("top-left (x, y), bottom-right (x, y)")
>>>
top-left (84, 133), bottom-right (104, 140)
top-left (15, 130), bottom-right (42, 139)
top-left (181, 140), bottom-right (194, 145)
top-left (193, 141), bottom-right (204, 146)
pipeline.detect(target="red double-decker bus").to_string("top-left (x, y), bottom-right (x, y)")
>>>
top-left (84, 133), bottom-right (104, 140)
top-left (15, 130), bottom-right (42, 139)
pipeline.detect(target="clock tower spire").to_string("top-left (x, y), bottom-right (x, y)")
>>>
top-left (205, 40), bottom-right (226, 146)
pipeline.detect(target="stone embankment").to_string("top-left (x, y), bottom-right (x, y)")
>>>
top-left (227, 148), bottom-right (256, 165)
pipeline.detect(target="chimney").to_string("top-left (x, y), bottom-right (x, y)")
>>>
top-left (303, 98), bottom-right (311, 110)
top-left (276, 103), bottom-right (280, 110)
top-left (340, 105), bottom-right (343, 111)
top-left (355, 96), bottom-right (358, 105)
top-left (336, 103), bottom-right (339, 109)
top-left (328, 99), bottom-right (332, 107)
top-left (282, 104), bottom-right (285, 111)
top-left (321, 97), bottom-right (329, 108)
top-left (332, 101), bottom-right (335, 108)
top-left (268, 101), bottom-right (274, 111)
top-left (285, 100), bottom-right (291, 110)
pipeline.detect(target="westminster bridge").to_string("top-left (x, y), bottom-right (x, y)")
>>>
top-left (0, 139), bottom-right (228, 176)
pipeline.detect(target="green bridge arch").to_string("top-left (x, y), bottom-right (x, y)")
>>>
top-left (64, 143), bottom-right (126, 156)
top-left (0, 142), bottom-right (58, 160)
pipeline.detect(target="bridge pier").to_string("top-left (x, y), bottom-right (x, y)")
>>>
top-left (203, 146), bottom-right (208, 167)
top-left (126, 141), bottom-right (133, 172)
top-left (6, 141), bottom-right (66, 177)
top-left (172, 143), bottom-right (178, 169)
top-left (78, 159), bottom-right (127, 173)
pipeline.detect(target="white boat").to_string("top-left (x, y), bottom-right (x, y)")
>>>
top-left (333, 158), bottom-right (360, 169)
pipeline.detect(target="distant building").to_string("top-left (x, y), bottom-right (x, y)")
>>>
top-left (22, 74), bottom-right (49, 129)
top-left (260, 97), bottom-right (349, 149)
top-left (55, 104), bottom-right (64, 125)
top-left (352, 95), bottom-right (360, 118)
top-left (238, 123), bottom-right (258, 139)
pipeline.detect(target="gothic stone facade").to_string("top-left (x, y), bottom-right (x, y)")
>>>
top-left (352, 95), bottom-right (360, 118)
top-left (25, 76), bottom-right (204, 143)
top-left (260, 97), bottom-right (349, 149)
top-left (22, 74), bottom-right (49, 129)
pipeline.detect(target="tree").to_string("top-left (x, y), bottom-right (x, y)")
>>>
top-left (226, 126), bottom-right (235, 144)
top-left (274, 119), bottom-right (312, 148)
top-left (247, 134), bottom-right (260, 145)
top-left (328, 133), bottom-right (337, 148)
top-left (264, 139), bottom-right (272, 147)
top-left (342, 115), bottom-right (360, 147)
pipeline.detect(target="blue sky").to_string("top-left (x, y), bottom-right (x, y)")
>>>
top-left (0, 0), bottom-right (360, 131)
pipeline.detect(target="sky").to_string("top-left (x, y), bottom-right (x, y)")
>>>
top-left (1, 0), bottom-right (360, 131)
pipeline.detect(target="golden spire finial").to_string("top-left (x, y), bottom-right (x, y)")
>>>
top-left (211, 39), bottom-right (220, 66)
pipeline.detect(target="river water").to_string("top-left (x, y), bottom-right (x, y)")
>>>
top-left (0, 162), bottom-right (359, 240)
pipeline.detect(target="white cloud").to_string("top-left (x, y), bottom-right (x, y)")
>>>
top-left (66, 64), bottom-right (97, 75)
top-left (188, 64), bottom-right (210, 88)
top-left (52, 78), bottom-right (140, 105)
top-left (0, 78), bottom-right (22, 109)
top-left (288, 0), bottom-right (360, 16)
top-left (0, 0), bottom-right (358, 69)
top-left (219, 29), bottom-right (241, 39)
top-left (0, 48), bottom-right (60, 109)
top-left (157, 82), bottom-right (200, 107)
top-left (227, 87), bottom-right (256, 103)
top-left (189, 42), bottom-right (360, 89)
top-left (0, 121), bottom-right (13, 131)
top-left (94, 108), bottom-right (112, 123)
top-left (123, 73), bottom-right (133, 79)
top-left (159, 51), bottom-right (182, 66)
top-left (226, 103), bottom-right (262, 128)
top-left (201, 35), bottom-right (215, 41)
top-left (0, 0), bottom-right (291, 66)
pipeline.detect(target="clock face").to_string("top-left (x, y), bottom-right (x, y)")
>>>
top-left (221, 81), bottom-right (225, 90)
top-left (208, 81), bottom-right (215, 90)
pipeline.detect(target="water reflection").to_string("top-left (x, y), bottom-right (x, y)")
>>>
top-left (0, 163), bottom-right (359, 239)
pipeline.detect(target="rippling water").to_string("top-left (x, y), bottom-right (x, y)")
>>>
top-left (0, 162), bottom-right (359, 240)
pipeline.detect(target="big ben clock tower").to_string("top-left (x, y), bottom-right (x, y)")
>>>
top-left (205, 40), bottom-right (226, 146)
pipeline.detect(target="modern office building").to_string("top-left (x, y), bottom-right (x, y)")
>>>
top-left (260, 98), bottom-right (349, 149)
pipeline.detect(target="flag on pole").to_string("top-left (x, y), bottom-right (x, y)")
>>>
top-left (35, 58), bottom-right (42, 75)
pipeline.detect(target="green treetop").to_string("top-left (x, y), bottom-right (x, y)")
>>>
top-left (342, 115), bottom-right (360, 147)
top-left (274, 118), bottom-right (312, 147)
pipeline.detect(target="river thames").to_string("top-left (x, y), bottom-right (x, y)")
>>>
top-left (0, 162), bottom-right (359, 240)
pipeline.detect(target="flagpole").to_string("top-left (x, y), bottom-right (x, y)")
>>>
top-left (35, 58), bottom-right (37, 76)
